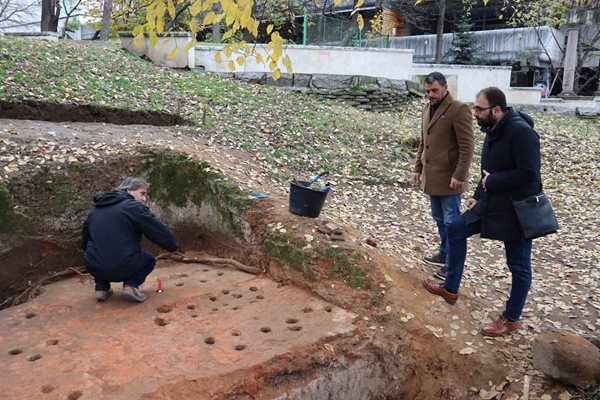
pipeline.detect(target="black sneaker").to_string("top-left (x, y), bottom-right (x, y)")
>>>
top-left (433, 266), bottom-right (447, 280)
top-left (423, 251), bottom-right (446, 266)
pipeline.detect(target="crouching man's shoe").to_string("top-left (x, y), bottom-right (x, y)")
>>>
top-left (95, 289), bottom-right (113, 302)
top-left (480, 315), bottom-right (521, 337)
top-left (422, 278), bottom-right (458, 305)
top-left (122, 285), bottom-right (147, 303)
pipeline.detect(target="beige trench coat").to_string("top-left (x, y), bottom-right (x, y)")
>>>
top-left (414, 93), bottom-right (474, 196)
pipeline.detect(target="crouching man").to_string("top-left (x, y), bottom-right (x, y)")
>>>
top-left (82, 176), bottom-right (179, 303)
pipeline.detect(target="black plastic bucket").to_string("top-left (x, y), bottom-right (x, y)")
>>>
top-left (289, 180), bottom-right (329, 218)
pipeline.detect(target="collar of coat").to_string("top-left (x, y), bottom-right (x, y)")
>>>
top-left (425, 92), bottom-right (454, 129)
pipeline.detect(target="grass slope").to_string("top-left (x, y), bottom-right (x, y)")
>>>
top-left (0, 37), bottom-right (420, 182)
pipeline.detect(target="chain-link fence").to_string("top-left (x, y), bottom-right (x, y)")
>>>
top-left (301, 14), bottom-right (391, 48)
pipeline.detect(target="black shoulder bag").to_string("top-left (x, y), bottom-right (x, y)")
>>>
top-left (512, 191), bottom-right (559, 240)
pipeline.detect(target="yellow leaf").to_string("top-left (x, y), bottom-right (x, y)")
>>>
top-left (228, 60), bottom-right (235, 71)
top-left (167, 0), bottom-right (175, 18)
top-left (189, 0), bottom-right (202, 16)
top-left (351, 0), bottom-right (364, 15)
top-left (244, 43), bottom-right (251, 55)
top-left (149, 31), bottom-right (158, 46)
top-left (203, 11), bottom-right (215, 25)
top-left (167, 47), bottom-right (178, 60)
top-left (222, 30), bottom-right (233, 41)
top-left (237, 56), bottom-right (245, 66)
top-left (384, 273), bottom-right (393, 282)
top-left (223, 45), bottom-right (232, 57)
top-left (267, 24), bottom-right (273, 34)
top-left (133, 32), bottom-right (145, 48)
top-left (188, 19), bottom-right (198, 34)
top-left (333, 0), bottom-right (342, 5)
top-left (215, 52), bottom-right (222, 63)
top-left (184, 38), bottom-right (197, 52)
top-left (269, 60), bottom-right (277, 71)
top-left (231, 42), bottom-right (239, 52)
top-left (255, 53), bottom-right (263, 64)
top-left (357, 14), bottom-right (364, 31)
top-left (272, 68), bottom-right (281, 80)
top-left (282, 54), bottom-right (292, 74)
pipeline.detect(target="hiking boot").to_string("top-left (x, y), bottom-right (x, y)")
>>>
top-left (423, 251), bottom-right (446, 266)
top-left (480, 316), bottom-right (522, 337)
top-left (422, 278), bottom-right (459, 305)
top-left (433, 266), bottom-right (447, 280)
top-left (122, 285), bottom-right (147, 303)
top-left (95, 289), bottom-right (113, 302)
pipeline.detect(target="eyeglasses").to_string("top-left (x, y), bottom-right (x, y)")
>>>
top-left (472, 105), bottom-right (495, 113)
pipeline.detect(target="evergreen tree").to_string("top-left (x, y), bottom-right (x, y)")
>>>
top-left (447, 15), bottom-right (479, 65)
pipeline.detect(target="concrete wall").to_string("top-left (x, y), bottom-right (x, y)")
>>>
top-left (195, 45), bottom-right (415, 80)
top-left (119, 32), bottom-right (195, 68)
top-left (390, 26), bottom-right (565, 68)
top-left (412, 63), bottom-right (540, 104)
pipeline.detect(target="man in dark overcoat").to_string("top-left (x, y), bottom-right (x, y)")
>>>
top-left (423, 87), bottom-right (542, 337)
top-left (413, 72), bottom-right (474, 279)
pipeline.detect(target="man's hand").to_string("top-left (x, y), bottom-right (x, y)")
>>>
top-left (413, 172), bottom-right (422, 186)
top-left (465, 198), bottom-right (478, 209)
top-left (482, 169), bottom-right (491, 192)
top-left (449, 177), bottom-right (464, 190)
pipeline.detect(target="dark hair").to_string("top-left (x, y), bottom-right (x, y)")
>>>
top-left (477, 87), bottom-right (507, 111)
top-left (424, 72), bottom-right (447, 86)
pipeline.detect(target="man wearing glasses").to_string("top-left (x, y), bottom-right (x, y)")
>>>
top-left (82, 176), bottom-right (179, 303)
top-left (423, 87), bottom-right (541, 337)
top-left (413, 72), bottom-right (474, 280)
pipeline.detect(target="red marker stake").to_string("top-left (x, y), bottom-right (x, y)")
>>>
top-left (157, 278), bottom-right (163, 293)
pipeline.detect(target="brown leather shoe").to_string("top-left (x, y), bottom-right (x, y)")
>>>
top-left (480, 316), bottom-right (521, 337)
top-left (422, 278), bottom-right (458, 305)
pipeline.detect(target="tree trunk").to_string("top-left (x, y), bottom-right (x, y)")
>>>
top-left (99, 0), bottom-right (113, 40)
top-left (211, 23), bottom-right (221, 43)
top-left (41, 0), bottom-right (60, 32)
top-left (340, 0), bottom-right (359, 47)
top-left (434, 0), bottom-right (446, 64)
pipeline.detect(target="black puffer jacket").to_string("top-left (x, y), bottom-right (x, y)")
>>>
top-left (467, 109), bottom-right (541, 241)
top-left (81, 190), bottom-right (179, 280)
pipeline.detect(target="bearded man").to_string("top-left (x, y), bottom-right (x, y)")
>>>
top-left (422, 87), bottom-right (542, 337)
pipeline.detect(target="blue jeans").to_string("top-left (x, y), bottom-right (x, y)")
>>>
top-left (444, 214), bottom-right (533, 321)
top-left (94, 251), bottom-right (156, 291)
top-left (430, 194), bottom-right (461, 263)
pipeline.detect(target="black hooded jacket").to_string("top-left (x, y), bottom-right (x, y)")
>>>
top-left (81, 190), bottom-right (179, 279)
top-left (466, 109), bottom-right (541, 241)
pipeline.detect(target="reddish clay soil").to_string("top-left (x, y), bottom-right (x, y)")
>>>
top-left (1, 117), bottom-right (597, 399)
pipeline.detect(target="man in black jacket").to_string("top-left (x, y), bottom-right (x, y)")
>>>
top-left (82, 177), bottom-right (179, 303)
top-left (423, 87), bottom-right (541, 337)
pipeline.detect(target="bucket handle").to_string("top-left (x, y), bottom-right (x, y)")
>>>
top-left (310, 171), bottom-right (330, 183)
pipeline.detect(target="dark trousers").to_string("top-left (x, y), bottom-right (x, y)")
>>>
top-left (444, 213), bottom-right (532, 321)
top-left (93, 251), bottom-right (156, 291)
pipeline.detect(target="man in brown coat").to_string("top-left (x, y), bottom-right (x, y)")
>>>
top-left (413, 72), bottom-right (474, 279)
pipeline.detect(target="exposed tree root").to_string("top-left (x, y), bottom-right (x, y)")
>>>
top-left (11, 267), bottom-right (89, 307)
top-left (156, 252), bottom-right (262, 275)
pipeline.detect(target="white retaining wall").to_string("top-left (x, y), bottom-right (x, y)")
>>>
top-left (119, 32), bottom-right (195, 69)
top-left (412, 63), bottom-right (541, 104)
top-left (119, 35), bottom-right (541, 105)
top-left (195, 45), bottom-right (415, 80)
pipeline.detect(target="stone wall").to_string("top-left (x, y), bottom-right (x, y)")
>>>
top-left (218, 72), bottom-right (419, 112)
